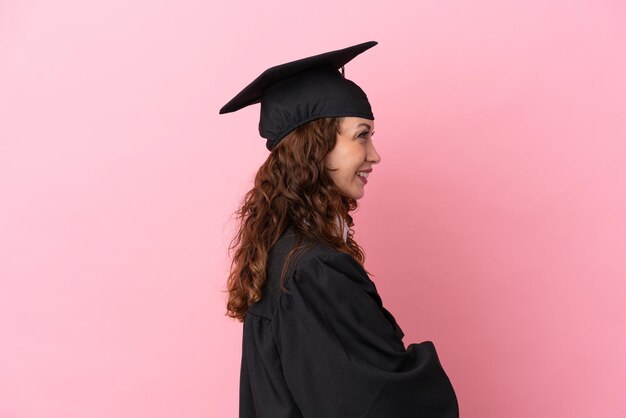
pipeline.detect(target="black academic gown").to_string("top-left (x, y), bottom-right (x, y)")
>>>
top-left (239, 227), bottom-right (459, 418)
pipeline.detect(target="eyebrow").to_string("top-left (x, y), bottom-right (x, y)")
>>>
top-left (355, 123), bottom-right (372, 131)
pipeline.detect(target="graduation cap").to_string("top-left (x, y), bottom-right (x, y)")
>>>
top-left (219, 41), bottom-right (378, 151)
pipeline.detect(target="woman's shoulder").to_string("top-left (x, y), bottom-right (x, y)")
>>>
top-left (270, 227), bottom-right (376, 305)
top-left (269, 226), bottom-right (359, 275)
top-left (246, 226), bottom-right (360, 320)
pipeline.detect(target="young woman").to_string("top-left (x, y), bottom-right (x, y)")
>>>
top-left (221, 41), bottom-right (459, 418)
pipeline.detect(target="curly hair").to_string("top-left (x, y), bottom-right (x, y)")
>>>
top-left (225, 117), bottom-right (369, 322)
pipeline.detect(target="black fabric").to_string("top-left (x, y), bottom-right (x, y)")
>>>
top-left (240, 227), bottom-right (459, 418)
top-left (219, 41), bottom-right (377, 151)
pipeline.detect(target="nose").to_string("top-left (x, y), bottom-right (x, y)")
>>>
top-left (367, 141), bottom-right (381, 164)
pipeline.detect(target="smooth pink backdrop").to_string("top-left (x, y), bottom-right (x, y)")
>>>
top-left (1, 1), bottom-right (625, 417)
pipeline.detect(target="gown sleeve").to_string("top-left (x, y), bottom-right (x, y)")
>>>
top-left (272, 251), bottom-right (459, 418)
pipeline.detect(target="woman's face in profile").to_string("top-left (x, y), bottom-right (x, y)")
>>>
top-left (325, 117), bottom-right (381, 200)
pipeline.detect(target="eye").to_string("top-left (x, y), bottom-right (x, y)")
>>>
top-left (358, 131), bottom-right (370, 140)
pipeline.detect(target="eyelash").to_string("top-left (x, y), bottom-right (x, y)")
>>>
top-left (358, 131), bottom-right (370, 139)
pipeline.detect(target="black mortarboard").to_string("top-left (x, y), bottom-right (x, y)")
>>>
top-left (219, 41), bottom-right (378, 151)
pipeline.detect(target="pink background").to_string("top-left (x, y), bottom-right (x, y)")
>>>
top-left (1, 1), bottom-right (625, 417)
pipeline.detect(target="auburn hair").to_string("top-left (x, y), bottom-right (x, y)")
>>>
top-left (225, 117), bottom-right (370, 322)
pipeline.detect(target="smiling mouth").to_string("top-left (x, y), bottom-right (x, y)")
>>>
top-left (356, 171), bottom-right (369, 184)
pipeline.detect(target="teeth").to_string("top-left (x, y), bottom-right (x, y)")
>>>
top-left (357, 172), bottom-right (369, 178)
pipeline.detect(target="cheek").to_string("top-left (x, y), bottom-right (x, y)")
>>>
top-left (340, 151), bottom-right (365, 179)
top-left (350, 149), bottom-right (367, 170)
top-left (325, 157), bottom-right (344, 185)
top-left (325, 144), bottom-right (365, 183)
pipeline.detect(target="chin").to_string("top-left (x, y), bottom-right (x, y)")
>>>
top-left (338, 184), bottom-right (365, 200)
top-left (350, 190), bottom-right (365, 200)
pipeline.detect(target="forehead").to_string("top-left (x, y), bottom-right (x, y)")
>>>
top-left (341, 117), bottom-right (375, 131)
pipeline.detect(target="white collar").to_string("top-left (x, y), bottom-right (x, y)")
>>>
top-left (335, 215), bottom-right (349, 243)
